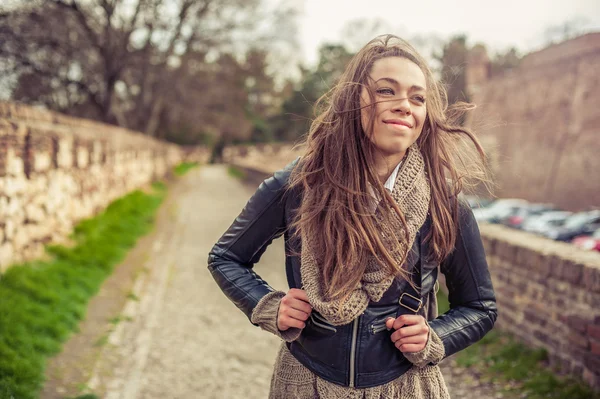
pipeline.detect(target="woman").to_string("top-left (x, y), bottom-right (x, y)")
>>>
top-left (208, 34), bottom-right (497, 398)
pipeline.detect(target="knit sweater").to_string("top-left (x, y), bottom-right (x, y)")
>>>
top-left (250, 146), bottom-right (449, 397)
top-left (251, 291), bottom-right (449, 399)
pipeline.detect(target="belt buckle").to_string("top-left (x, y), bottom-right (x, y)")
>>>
top-left (399, 292), bottom-right (422, 313)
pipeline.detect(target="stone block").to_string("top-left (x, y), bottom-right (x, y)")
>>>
top-left (0, 243), bottom-right (14, 271)
top-left (6, 196), bottom-right (22, 217)
top-left (591, 340), bottom-right (600, 356)
top-left (34, 152), bottom-right (52, 172)
top-left (25, 203), bottom-right (46, 223)
top-left (0, 196), bottom-right (7, 218)
top-left (57, 138), bottom-right (73, 168)
top-left (531, 252), bottom-right (552, 278)
top-left (20, 243), bottom-right (45, 261)
top-left (4, 219), bottom-right (15, 239)
top-left (91, 141), bottom-right (102, 164)
top-left (568, 332), bottom-right (590, 349)
top-left (13, 225), bottom-right (29, 250)
top-left (6, 147), bottom-right (24, 176)
top-left (582, 265), bottom-right (600, 294)
top-left (525, 310), bottom-right (549, 328)
top-left (589, 325), bottom-right (600, 341)
top-left (514, 245), bottom-right (529, 267)
top-left (565, 315), bottom-right (590, 334)
top-left (3, 176), bottom-right (27, 196)
top-left (24, 223), bottom-right (48, 242)
top-left (76, 145), bottom-right (89, 168)
top-left (533, 329), bottom-right (559, 348)
top-left (584, 354), bottom-right (600, 377)
top-left (563, 259), bottom-right (584, 285)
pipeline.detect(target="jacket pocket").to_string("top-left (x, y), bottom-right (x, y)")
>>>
top-left (304, 312), bottom-right (337, 337)
top-left (370, 309), bottom-right (397, 335)
top-left (371, 322), bottom-right (389, 334)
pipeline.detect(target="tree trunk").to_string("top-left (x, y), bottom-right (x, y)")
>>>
top-left (145, 96), bottom-right (164, 137)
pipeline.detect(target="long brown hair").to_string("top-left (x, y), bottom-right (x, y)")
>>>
top-left (289, 34), bottom-right (490, 301)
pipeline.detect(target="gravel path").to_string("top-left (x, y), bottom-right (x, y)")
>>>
top-left (86, 164), bottom-right (501, 399)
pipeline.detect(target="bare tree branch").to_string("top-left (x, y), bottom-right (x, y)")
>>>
top-left (9, 55), bottom-right (104, 112)
top-left (51, 0), bottom-right (102, 50)
top-left (162, 0), bottom-right (195, 61)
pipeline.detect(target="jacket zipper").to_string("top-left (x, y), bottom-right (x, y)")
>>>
top-left (370, 322), bottom-right (388, 334)
top-left (310, 313), bottom-right (337, 332)
top-left (349, 316), bottom-right (359, 388)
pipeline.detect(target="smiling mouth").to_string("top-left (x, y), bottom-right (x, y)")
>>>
top-left (383, 120), bottom-right (413, 128)
top-left (384, 122), bottom-right (412, 131)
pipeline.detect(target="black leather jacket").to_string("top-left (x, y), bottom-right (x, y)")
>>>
top-left (208, 159), bottom-right (497, 388)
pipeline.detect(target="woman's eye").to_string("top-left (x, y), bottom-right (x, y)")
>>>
top-left (376, 88), bottom-right (394, 95)
top-left (413, 95), bottom-right (426, 104)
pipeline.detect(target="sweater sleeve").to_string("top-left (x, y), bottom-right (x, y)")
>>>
top-left (250, 290), bottom-right (303, 342)
top-left (403, 323), bottom-right (445, 367)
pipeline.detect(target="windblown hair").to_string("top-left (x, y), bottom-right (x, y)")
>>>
top-left (289, 34), bottom-right (490, 301)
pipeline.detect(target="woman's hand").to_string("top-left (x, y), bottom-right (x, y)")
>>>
top-left (277, 288), bottom-right (312, 331)
top-left (385, 314), bottom-right (429, 353)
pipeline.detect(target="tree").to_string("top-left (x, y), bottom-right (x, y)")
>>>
top-left (490, 47), bottom-right (521, 78)
top-left (271, 43), bottom-right (354, 142)
top-left (1, 0), bottom-right (298, 141)
top-left (436, 35), bottom-right (470, 107)
top-left (339, 17), bottom-right (394, 53)
top-left (542, 17), bottom-right (594, 46)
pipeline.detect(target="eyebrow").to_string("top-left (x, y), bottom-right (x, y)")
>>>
top-left (375, 77), bottom-right (426, 92)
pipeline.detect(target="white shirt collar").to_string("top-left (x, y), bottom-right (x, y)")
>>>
top-left (384, 160), bottom-right (403, 192)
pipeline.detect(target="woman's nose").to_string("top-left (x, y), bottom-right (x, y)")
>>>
top-left (392, 97), bottom-right (411, 115)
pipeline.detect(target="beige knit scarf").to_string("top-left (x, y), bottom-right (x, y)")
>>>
top-left (300, 144), bottom-right (431, 326)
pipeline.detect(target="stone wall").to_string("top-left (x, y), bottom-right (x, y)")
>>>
top-left (467, 33), bottom-right (600, 211)
top-left (0, 102), bottom-right (208, 271)
top-left (480, 223), bottom-right (600, 390)
top-left (223, 142), bottom-right (304, 173)
top-left (226, 144), bottom-right (600, 391)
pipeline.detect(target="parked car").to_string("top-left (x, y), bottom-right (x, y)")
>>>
top-left (500, 203), bottom-right (557, 229)
top-left (521, 211), bottom-right (573, 235)
top-left (472, 198), bottom-right (529, 224)
top-left (572, 229), bottom-right (600, 252)
top-left (542, 210), bottom-right (600, 242)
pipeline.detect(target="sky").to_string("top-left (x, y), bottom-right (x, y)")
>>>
top-left (296, 0), bottom-right (600, 66)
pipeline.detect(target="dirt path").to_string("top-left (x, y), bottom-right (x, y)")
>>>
top-left (45, 164), bottom-right (502, 399)
top-left (77, 165), bottom-right (287, 399)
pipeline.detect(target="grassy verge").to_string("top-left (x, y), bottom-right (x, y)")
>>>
top-left (227, 165), bottom-right (246, 180)
top-left (173, 162), bottom-right (198, 176)
top-left (0, 182), bottom-right (167, 399)
top-left (436, 291), bottom-right (599, 399)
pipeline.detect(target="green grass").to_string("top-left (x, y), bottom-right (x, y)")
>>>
top-left (126, 292), bottom-right (139, 301)
top-left (227, 165), bottom-right (246, 180)
top-left (93, 335), bottom-right (109, 348)
top-left (0, 183), bottom-right (167, 399)
top-left (436, 291), bottom-right (599, 399)
top-left (173, 162), bottom-right (198, 176)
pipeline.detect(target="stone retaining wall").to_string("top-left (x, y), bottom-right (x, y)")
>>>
top-left (0, 102), bottom-right (209, 271)
top-left (480, 224), bottom-right (600, 390)
top-left (223, 143), bottom-right (304, 173)
top-left (467, 33), bottom-right (600, 211)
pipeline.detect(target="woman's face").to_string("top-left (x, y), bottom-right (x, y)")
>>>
top-left (360, 56), bottom-right (427, 159)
